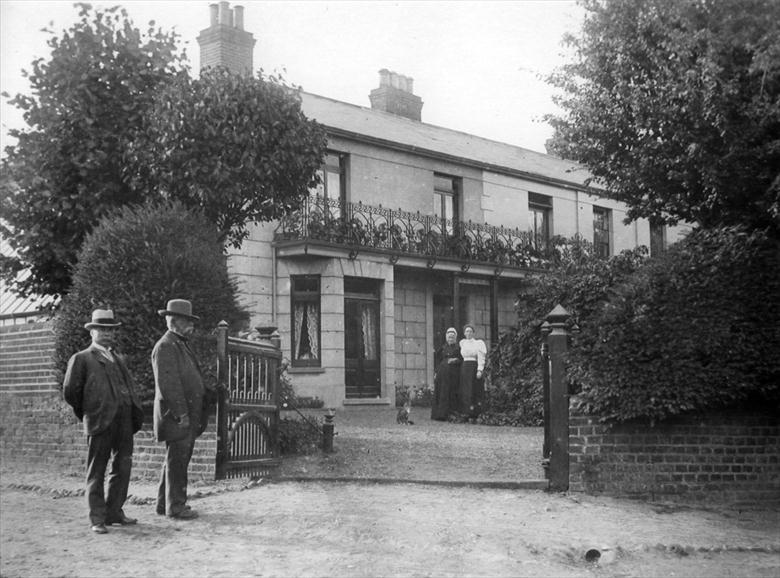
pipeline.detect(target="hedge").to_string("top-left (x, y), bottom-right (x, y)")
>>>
top-left (54, 201), bottom-right (248, 406)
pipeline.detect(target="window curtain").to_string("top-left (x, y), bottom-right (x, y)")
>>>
top-left (306, 304), bottom-right (319, 359)
top-left (361, 304), bottom-right (377, 360)
top-left (294, 302), bottom-right (320, 360)
top-left (294, 303), bottom-right (305, 359)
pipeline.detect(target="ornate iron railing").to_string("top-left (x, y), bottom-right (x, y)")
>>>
top-left (275, 195), bottom-right (555, 269)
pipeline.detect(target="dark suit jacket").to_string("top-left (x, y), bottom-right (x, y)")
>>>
top-left (62, 346), bottom-right (144, 436)
top-left (152, 330), bottom-right (211, 442)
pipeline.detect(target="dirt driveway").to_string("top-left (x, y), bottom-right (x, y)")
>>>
top-left (2, 407), bottom-right (779, 577)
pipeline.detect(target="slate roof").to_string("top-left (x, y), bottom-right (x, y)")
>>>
top-left (0, 239), bottom-right (56, 320)
top-left (300, 91), bottom-right (596, 189)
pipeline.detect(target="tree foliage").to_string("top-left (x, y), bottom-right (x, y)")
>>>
top-left (2, 4), bottom-right (328, 299)
top-left (484, 237), bottom-right (647, 425)
top-left (569, 227), bottom-right (780, 424)
top-left (125, 68), bottom-right (327, 248)
top-left (546, 0), bottom-right (780, 232)
top-left (54, 201), bottom-right (248, 406)
top-left (1, 3), bottom-right (186, 298)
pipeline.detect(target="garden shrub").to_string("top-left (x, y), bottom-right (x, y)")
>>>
top-left (570, 226), bottom-right (780, 424)
top-left (54, 201), bottom-right (248, 407)
top-left (485, 236), bottom-right (647, 425)
top-left (278, 416), bottom-right (324, 455)
top-left (395, 384), bottom-right (434, 407)
top-left (277, 371), bottom-right (325, 454)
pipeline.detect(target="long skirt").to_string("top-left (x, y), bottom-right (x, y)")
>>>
top-left (458, 360), bottom-right (484, 417)
top-left (431, 360), bottom-right (458, 420)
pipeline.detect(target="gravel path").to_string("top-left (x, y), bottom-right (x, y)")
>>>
top-left (2, 407), bottom-right (779, 578)
top-left (278, 407), bottom-right (546, 484)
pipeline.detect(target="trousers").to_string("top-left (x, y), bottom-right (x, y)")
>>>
top-left (156, 430), bottom-right (196, 516)
top-left (86, 404), bottom-right (134, 525)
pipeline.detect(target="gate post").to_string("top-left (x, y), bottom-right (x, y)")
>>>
top-left (540, 321), bottom-right (551, 462)
top-left (546, 305), bottom-right (571, 491)
top-left (215, 320), bottom-right (229, 479)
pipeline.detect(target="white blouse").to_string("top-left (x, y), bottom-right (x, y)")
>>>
top-left (459, 338), bottom-right (487, 372)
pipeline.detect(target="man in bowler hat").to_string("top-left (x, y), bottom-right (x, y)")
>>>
top-left (63, 309), bottom-right (144, 534)
top-left (152, 299), bottom-right (213, 519)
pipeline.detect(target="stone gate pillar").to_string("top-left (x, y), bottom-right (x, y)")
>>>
top-left (546, 304), bottom-right (571, 491)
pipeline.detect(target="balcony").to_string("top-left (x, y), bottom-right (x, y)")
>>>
top-left (274, 195), bottom-right (554, 275)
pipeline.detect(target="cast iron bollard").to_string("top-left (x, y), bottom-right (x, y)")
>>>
top-left (322, 408), bottom-right (335, 452)
top-left (546, 304), bottom-right (571, 492)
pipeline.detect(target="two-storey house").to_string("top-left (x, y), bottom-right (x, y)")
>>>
top-left (198, 2), bottom-right (688, 408)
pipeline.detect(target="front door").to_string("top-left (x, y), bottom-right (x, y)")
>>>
top-left (344, 277), bottom-right (381, 398)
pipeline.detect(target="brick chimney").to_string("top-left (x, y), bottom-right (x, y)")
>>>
top-left (369, 69), bottom-right (424, 121)
top-left (197, 2), bottom-right (256, 77)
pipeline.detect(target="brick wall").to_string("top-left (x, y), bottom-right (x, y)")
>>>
top-left (0, 322), bottom-right (216, 480)
top-left (569, 411), bottom-right (780, 503)
top-left (0, 321), bottom-right (59, 394)
top-left (0, 390), bottom-right (218, 481)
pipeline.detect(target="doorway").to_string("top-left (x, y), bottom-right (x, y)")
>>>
top-left (344, 277), bottom-right (381, 398)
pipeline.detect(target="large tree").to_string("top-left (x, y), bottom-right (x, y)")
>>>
top-left (0, 3), bottom-right (186, 298)
top-left (2, 4), bottom-right (328, 299)
top-left (546, 0), bottom-right (780, 232)
top-left (125, 68), bottom-right (327, 249)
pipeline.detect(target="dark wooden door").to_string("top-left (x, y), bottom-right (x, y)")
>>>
top-left (344, 296), bottom-right (381, 398)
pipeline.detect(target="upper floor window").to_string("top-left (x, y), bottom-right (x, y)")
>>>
top-left (312, 151), bottom-right (347, 219)
top-left (291, 275), bottom-right (321, 367)
top-left (650, 223), bottom-right (666, 257)
top-left (433, 173), bottom-right (460, 234)
top-left (528, 192), bottom-right (552, 251)
top-left (593, 206), bottom-right (611, 258)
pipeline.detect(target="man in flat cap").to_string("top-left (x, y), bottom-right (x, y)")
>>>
top-left (152, 299), bottom-right (213, 520)
top-left (63, 309), bottom-right (144, 534)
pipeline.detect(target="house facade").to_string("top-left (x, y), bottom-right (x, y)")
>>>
top-left (199, 3), bottom-right (688, 408)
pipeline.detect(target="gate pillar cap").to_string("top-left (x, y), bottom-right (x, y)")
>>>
top-left (546, 304), bottom-right (570, 324)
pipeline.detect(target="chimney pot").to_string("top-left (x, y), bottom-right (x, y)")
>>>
top-left (198, 1), bottom-right (256, 76)
top-left (219, 1), bottom-right (230, 25)
top-left (369, 68), bottom-right (423, 121)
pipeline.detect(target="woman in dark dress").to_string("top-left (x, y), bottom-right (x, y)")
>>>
top-left (431, 328), bottom-right (462, 421)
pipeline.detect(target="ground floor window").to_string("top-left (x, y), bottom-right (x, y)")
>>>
top-left (291, 275), bottom-right (320, 366)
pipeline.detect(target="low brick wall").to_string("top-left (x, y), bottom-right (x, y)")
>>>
top-left (569, 411), bottom-right (780, 504)
top-left (0, 321), bottom-right (59, 394)
top-left (0, 391), bottom-right (218, 480)
top-left (1, 322), bottom-right (216, 480)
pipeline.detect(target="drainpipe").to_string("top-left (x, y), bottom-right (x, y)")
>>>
top-left (271, 244), bottom-right (277, 327)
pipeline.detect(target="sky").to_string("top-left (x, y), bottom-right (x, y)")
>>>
top-left (0, 0), bottom-right (584, 155)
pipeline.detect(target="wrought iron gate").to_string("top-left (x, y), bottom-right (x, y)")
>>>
top-left (215, 322), bottom-right (281, 479)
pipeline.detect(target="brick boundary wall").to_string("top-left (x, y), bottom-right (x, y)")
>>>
top-left (0, 322), bottom-right (216, 480)
top-left (569, 412), bottom-right (780, 504)
top-left (0, 321), bottom-right (59, 394)
top-left (0, 391), bottom-right (218, 481)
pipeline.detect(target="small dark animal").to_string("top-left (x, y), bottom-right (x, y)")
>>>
top-left (396, 403), bottom-right (414, 425)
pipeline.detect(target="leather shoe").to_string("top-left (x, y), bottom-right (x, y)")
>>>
top-left (157, 504), bottom-right (191, 516)
top-left (106, 513), bottom-right (137, 525)
top-left (169, 508), bottom-right (198, 520)
top-left (91, 524), bottom-right (108, 534)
